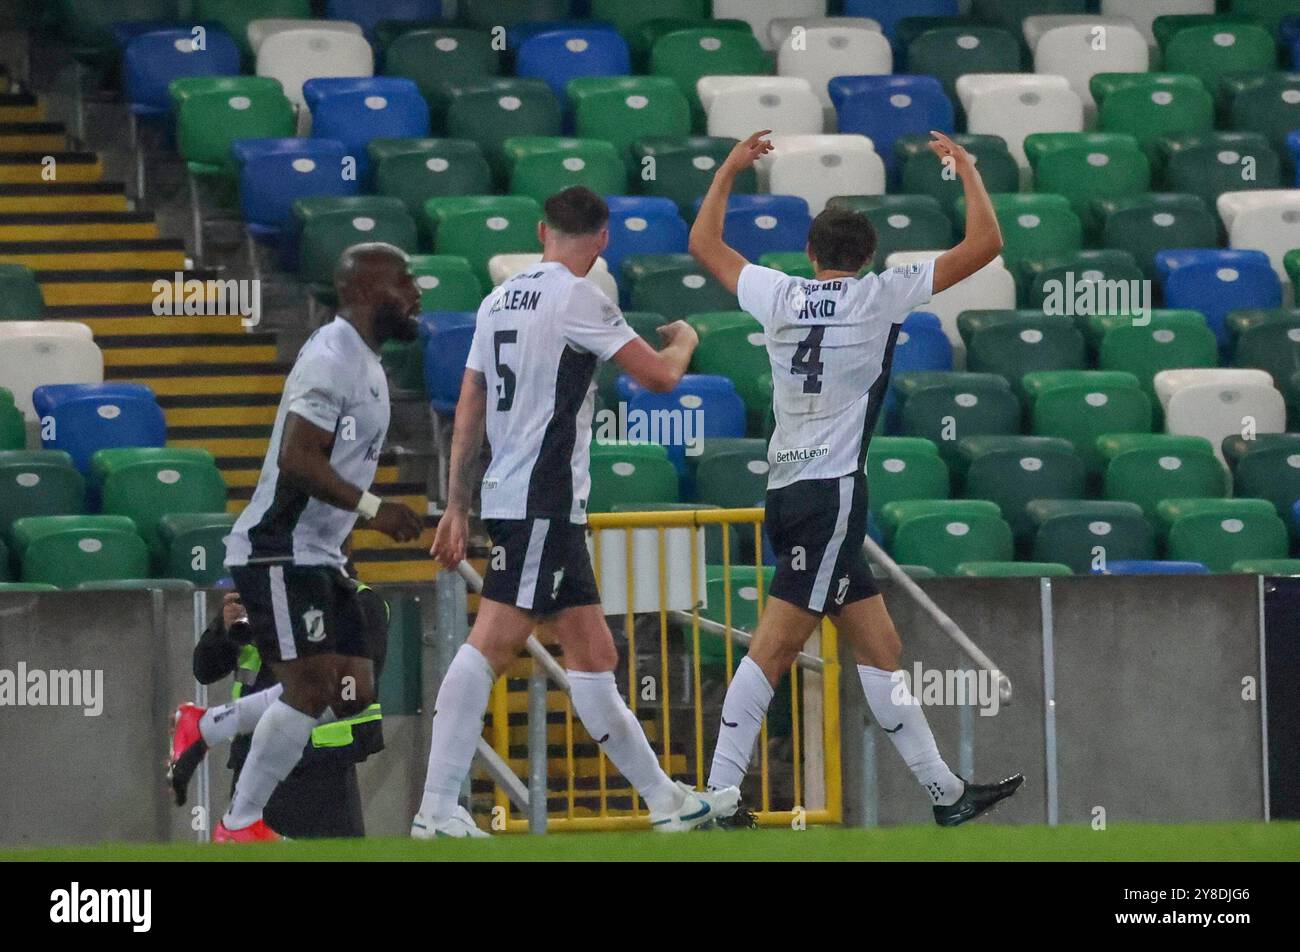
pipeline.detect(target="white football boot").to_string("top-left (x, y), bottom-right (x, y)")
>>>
top-left (650, 781), bottom-right (741, 832)
top-left (411, 804), bottom-right (489, 839)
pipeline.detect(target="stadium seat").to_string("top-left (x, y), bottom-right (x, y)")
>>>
top-left (1098, 559), bottom-right (1211, 574)
top-left (54, 0), bottom-right (180, 64)
top-left (1100, 1), bottom-right (1214, 47)
top-left (1230, 309), bottom-right (1300, 423)
top-left (885, 252), bottom-right (1017, 363)
top-left (1102, 433), bottom-right (1229, 517)
top-left (31, 383), bottom-right (166, 476)
top-left (956, 561), bottom-right (1072, 577)
top-left (156, 511), bottom-right (238, 584)
top-left (693, 441), bottom-right (770, 509)
top-left (370, 139), bottom-right (492, 234)
top-left (234, 137), bottom-right (356, 253)
top-left (445, 79), bottom-right (563, 184)
top-left (326, 0), bottom-right (442, 40)
top-left (1028, 499), bottom-right (1155, 574)
top-left (1098, 312), bottom-right (1220, 405)
top-left (686, 311), bottom-right (758, 340)
top-left (776, 19), bottom-right (892, 113)
top-left (1158, 132), bottom-right (1282, 212)
top-left (588, 443), bottom-right (680, 513)
top-left (631, 137), bottom-right (758, 217)
top-left (382, 27), bottom-right (500, 130)
top-left (1158, 18), bottom-right (1275, 94)
top-left (1024, 133), bottom-right (1151, 239)
top-left (246, 19), bottom-right (363, 56)
top-left (295, 196), bottom-right (418, 296)
top-left (953, 435), bottom-right (1085, 542)
top-left (1027, 16), bottom-right (1149, 115)
top-left (1229, 435), bottom-right (1300, 533)
top-left (407, 255), bottom-right (483, 313)
top-left (124, 27), bottom-right (241, 117)
top-left (714, 0), bottom-right (827, 51)
top-left (421, 311), bottom-right (477, 415)
top-left (700, 564), bottom-right (774, 652)
top-left (1156, 498), bottom-right (1288, 572)
top-left (972, 0), bottom-right (1089, 30)
top-left (94, 448), bottom-right (227, 564)
top-left (423, 195), bottom-right (542, 287)
top-left (0, 450), bottom-right (84, 539)
top-left (1095, 193), bottom-right (1219, 281)
top-left (627, 375), bottom-right (747, 471)
top-left (758, 252), bottom-right (816, 278)
top-left (843, 1), bottom-right (959, 39)
top-left (502, 136), bottom-right (627, 206)
top-left (650, 26), bottom-right (770, 126)
top-left (10, 514), bottom-right (149, 588)
top-left (303, 78), bottom-right (429, 181)
top-left (1231, 558), bottom-right (1300, 574)
top-left (830, 196), bottom-right (953, 271)
top-left (1155, 368), bottom-right (1287, 464)
top-left (969, 193), bottom-right (1083, 276)
top-left (690, 322), bottom-right (771, 432)
top-left (0, 264), bottom-right (44, 320)
top-left (702, 195), bottom-right (813, 264)
top-left (754, 136), bottom-right (885, 215)
top-left (961, 310), bottom-right (1088, 396)
top-left (865, 437), bottom-right (950, 519)
top-left (569, 77), bottom-right (691, 164)
top-left (601, 197), bottom-right (689, 287)
top-left (590, 2), bottom-right (708, 39)
top-left (957, 74), bottom-right (1084, 168)
top-left (886, 313), bottom-right (955, 425)
top-left (894, 133), bottom-right (1020, 211)
top-left (0, 392), bottom-right (23, 451)
top-left (1155, 249), bottom-right (1282, 352)
top-left (488, 254), bottom-right (618, 304)
top-left (255, 26), bottom-right (374, 110)
top-left (514, 27), bottom-right (630, 105)
top-left (905, 26), bottom-right (1023, 104)
top-left (1092, 73), bottom-right (1213, 159)
top-left (193, 1), bottom-right (311, 58)
top-left (1218, 190), bottom-right (1300, 287)
top-left (1222, 73), bottom-right (1300, 177)
top-left (0, 323), bottom-right (103, 421)
top-left (829, 76), bottom-right (954, 174)
top-left (457, 0), bottom-right (570, 30)
top-left (171, 76), bottom-right (296, 182)
top-left (699, 77), bottom-right (824, 141)
top-left (1021, 249), bottom-right (1146, 312)
top-left (883, 499), bottom-right (1014, 576)
top-left (894, 371), bottom-right (1022, 461)
top-left (624, 254), bottom-right (740, 317)
top-left (1023, 370), bottom-right (1153, 476)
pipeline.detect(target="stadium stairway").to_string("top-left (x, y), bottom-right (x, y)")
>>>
top-left (0, 87), bottom-right (434, 584)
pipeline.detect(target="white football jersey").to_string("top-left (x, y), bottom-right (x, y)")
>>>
top-left (737, 260), bottom-right (934, 490)
top-left (468, 261), bottom-right (637, 523)
top-left (225, 316), bottom-right (390, 567)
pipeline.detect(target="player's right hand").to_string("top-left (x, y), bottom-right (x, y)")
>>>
top-left (657, 320), bottom-right (699, 351)
top-left (927, 130), bottom-right (975, 175)
top-left (369, 500), bottom-right (424, 543)
top-left (723, 130), bottom-right (774, 172)
top-left (431, 506), bottom-right (469, 569)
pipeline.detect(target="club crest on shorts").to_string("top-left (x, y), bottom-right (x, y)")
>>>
top-left (302, 607), bottom-right (326, 642)
top-left (835, 576), bottom-right (850, 606)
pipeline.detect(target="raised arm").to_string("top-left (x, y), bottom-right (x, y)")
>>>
top-left (688, 130), bottom-right (775, 294)
top-left (431, 369), bottom-right (487, 568)
top-left (930, 131), bottom-right (1004, 295)
top-left (610, 321), bottom-right (699, 393)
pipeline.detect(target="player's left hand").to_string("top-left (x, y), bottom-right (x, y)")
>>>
top-left (431, 505), bottom-right (469, 569)
top-left (723, 130), bottom-right (774, 172)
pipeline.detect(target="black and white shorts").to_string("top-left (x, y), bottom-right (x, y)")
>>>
top-left (229, 563), bottom-right (369, 664)
top-left (481, 518), bottom-right (601, 617)
top-left (765, 474), bottom-right (878, 616)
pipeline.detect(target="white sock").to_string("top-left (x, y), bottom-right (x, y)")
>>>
top-left (199, 684), bottom-right (285, 746)
top-left (567, 670), bottom-right (685, 816)
top-left (707, 656), bottom-right (774, 791)
top-left (223, 699), bottom-right (319, 829)
top-left (418, 644), bottom-right (496, 823)
top-left (857, 665), bottom-right (965, 807)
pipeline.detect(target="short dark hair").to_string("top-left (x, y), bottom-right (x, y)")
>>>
top-left (544, 186), bottom-right (609, 236)
top-left (807, 207), bottom-right (877, 273)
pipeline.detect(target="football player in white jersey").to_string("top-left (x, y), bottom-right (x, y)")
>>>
top-left (689, 131), bottom-right (1024, 827)
top-left (413, 188), bottom-right (740, 838)
top-left (212, 244), bottom-right (425, 842)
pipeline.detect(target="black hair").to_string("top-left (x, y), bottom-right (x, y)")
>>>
top-left (544, 186), bottom-right (610, 236)
top-left (807, 207), bottom-right (877, 273)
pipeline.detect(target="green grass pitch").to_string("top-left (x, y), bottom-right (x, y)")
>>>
top-left (2, 822), bottom-right (1296, 862)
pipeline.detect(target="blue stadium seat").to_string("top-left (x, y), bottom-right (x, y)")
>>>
top-left (603, 197), bottom-right (688, 289)
top-left (842, 0), bottom-right (960, 40)
top-left (884, 311), bottom-right (953, 433)
top-left (1094, 560), bottom-right (1211, 575)
top-left (829, 76), bottom-right (955, 175)
top-left (1155, 249), bottom-right (1282, 353)
top-left (694, 194), bottom-right (813, 263)
top-left (1293, 497), bottom-right (1300, 538)
top-left (326, 0), bottom-right (443, 39)
top-left (516, 28), bottom-right (631, 103)
top-left (626, 375), bottom-right (747, 472)
top-left (233, 138), bottom-right (357, 257)
top-left (31, 384), bottom-right (166, 476)
top-left (304, 77), bottom-right (430, 181)
top-left (421, 312), bottom-right (477, 415)
top-left (1288, 129), bottom-right (1300, 184)
top-left (124, 28), bottom-right (240, 117)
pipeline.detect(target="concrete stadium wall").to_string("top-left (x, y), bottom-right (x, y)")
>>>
top-left (0, 576), bottom-right (1269, 848)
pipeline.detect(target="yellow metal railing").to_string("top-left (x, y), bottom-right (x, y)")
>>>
top-left (489, 507), bottom-right (842, 831)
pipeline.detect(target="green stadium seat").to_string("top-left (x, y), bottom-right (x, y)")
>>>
top-left (630, 18), bottom-right (755, 73)
top-left (1097, 312), bottom-right (1219, 405)
top-left (423, 196), bottom-right (543, 287)
top-left (961, 194), bottom-right (1082, 275)
top-left (383, 28), bottom-right (501, 130)
top-left (569, 77), bottom-right (692, 166)
top-left (10, 515), bottom-right (149, 588)
top-left (0, 449), bottom-right (84, 539)
top-left (1231, 558), bottom-right (1300, 575)
top-left (894, 372), bottom-right (1023, 464)
top-left (882, 499), bottom-right (1014, 576)
top-left (1021, 250), bottom-right (1146, 312)
top-left (1022, 370), bottom-right (1153, 477)
top-left (76, 578), bottom-right (196, 592)
top-left (1095, 193), bottom-right (1219, 280)
top-left (1229, 309), bottom-right (1300, 424)
top-left (193, 0), bottom-right (312, 59)
top-left (0, 582), bottom-right (59, 592)
top-left (0, 264), bottom-right (44, 319)
top-left (623, 254), bottom-right (740, 319)
top-left (444, 79), bottom-right (562, 184)
top-left (686, 311), bottom-right (759, 340)
top-left (0, 390), bottom-right (24, 450)
top-left (1227, 435), bottom-right (1300, 534)
top-left (591, 1), bottom-right (709, 39)
top-left (1092, 73), bottom-right (1213, 160)
top-left (171, 76), bottom-right (296, 181)
top-left (631, 137), bottom-right (758, 217)
top-left (699, 563), bottom-right (774, 670)
top-left (690, 324), bottom-right (771, 431)
top-left (827, 195), bottom-right (954, 271)
top-left (1287, 251), bottom-right (1300, 296)
top-left (502, 137), bottom-right (628, 205)
top-left (93, 448), bottom-right (227, 566)
top-left (369, 140), bottom-right (493, 235)
top-left (1102, 435), bottom-right (1229, 518)
top-left (953, 435), bottom-right (1085, 542)
top-left (588, 443), bottom-right (680, 513)
top-left (294, 197), bottom-right (419, 298)
top-left (1024, 133), bottom-right (1151, 240)
top-left (1027, 499), bottom-right (1156, 574)
top-left (158, 512), bottom-right (237, 585)
top-left (55, 0), bottom-right (180, 63)
top-left (1222, 72), bottom-right (1300, 174)
top-left (1156, 18), bottom-right (1275, 95)
top-left (865, 437), bottom-right (950, 520)
top-left (457, 0), bottom-right (571, 30)
top-left (1156, 132), bottom-right (1281, 211)
top-left (955, 561), bottom-right (1072, 577)
top-left (693, 442), bottom-right (769, 510)
top-left (960, 311), bottom-right (1087, 397)
top-left (409, 254), bottom-right (484, 312)
top-left (906, 25), bottom-right (1024, 104)
top-left (1155, 498), bottom-right (1288, 573)
top-left (758, 252), bottom-right (815, 278)
top-left (895, 134), bottom-right (1020, 213)
top-left (649, 25), bottom-right (769, 127)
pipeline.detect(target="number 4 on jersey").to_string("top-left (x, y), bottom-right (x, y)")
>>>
top-left (791, 326), bottom-right (825, 394)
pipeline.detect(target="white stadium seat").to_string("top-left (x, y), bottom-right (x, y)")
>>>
top-left (1026, 16), bottom-right (1149, 114)
top-left (767, 16), bottom-right (882, 50)
top-left (699, 76), bottom-right (825, 140)
top-left (1218, 190), bottom-right (1300, 289)
top-left (956, 74), bottom-right (1084, 168)
top-left (1154, 369), bottom-right (1285, 463)
top-left (756, 135), bottom-right (885, 214)
top-left (885, 252), bottom-right (1017, 369)
top-left (255, 27), bottom-right (374, 108)
top-left (713, 0), bottom-right (827, 51)
top-left (0, 322), bottom-right (103, 420)
top-left (488, 253), bottom-right (619, 303)
top-left (776, 21), bottom-right (892, 111)
top-left (246, 18), bottom-right (363, 55)
top-left (1100, 0), bottom-right (1214, 47)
